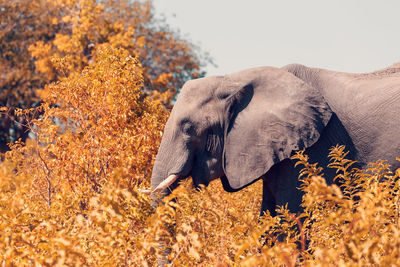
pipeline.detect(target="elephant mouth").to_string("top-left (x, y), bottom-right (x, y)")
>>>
top-left (150, 147), bottom-right (208, 195)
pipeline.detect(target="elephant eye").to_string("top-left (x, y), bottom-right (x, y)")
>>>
top-left (182, 122), bottom-right (195, 135)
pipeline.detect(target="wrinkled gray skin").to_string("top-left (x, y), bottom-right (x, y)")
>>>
top-left (151, 63), bottom-right (400, 217)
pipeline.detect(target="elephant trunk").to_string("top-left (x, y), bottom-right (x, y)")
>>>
top-left (149, 130), bottom-right (193, 206)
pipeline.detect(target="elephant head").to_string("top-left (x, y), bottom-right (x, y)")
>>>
top-left (150, 66), bottom-right (332, 203)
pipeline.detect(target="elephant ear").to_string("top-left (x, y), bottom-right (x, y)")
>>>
top-left (218, 67), bottom-right (332, 189)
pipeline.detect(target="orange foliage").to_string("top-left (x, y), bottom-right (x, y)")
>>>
top-left (137, 148), bottom-right (400, 266)
top-left (1, 1), bottom-right (400, 265)
top-left (28, 0), bottom-right (209, 105)
top-left (0, 0), bottom-right (63, 150)
top-left (0, 0), bottom-right (210, 151)
top-left (0, 44), bottom-right (167, 265)
top-left (12, 44), bottom-right (167, 203)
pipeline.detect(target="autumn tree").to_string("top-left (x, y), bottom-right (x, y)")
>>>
top-left (0, 0), bottom-right (64, 152)
top-left (17, 44), bottom-right (166, 201)
top-left (0, 44), bottom-right (168, 265)
top-left (0, 0), bottom-right (212, 152)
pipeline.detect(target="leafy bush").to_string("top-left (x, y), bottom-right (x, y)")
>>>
top-left (0, 44), bottom-right (166, 265)
top-left (137, 147), bottom-right (400, 266)
top-left (0, 0), bottom-right (211, 151)
top-left (1, 23), bottom-right (400, 266)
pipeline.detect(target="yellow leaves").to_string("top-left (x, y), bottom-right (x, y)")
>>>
top-left (136, 178), bottom-right (264, 265)
top-left (151, 89), bottom-right (173, 105)
top-left (129, 147), bottom-right (400, 265)
top-left (28, 41), bottom-right (56, 80)
top-left (8, 142), bottom-right (400, 266)
top-left (4, 2), bottom-right (399, 265)
top-left (1, 0), bottom-right (204, 264)
top-left (136, 35), bottom-right (146, 48)
top-left (53, 34), bottom-right (75, 53)
top-left (155, 72), bottom-right (173, 87)
top-left (3, 0), bottom-right (209, 151)
top-left (62, 15), bottom-right (71, 23)
top-left (291, 147), bottom-right (400, 266)
top-left (189, 246), bottom-right (201, 261)
top-left (1, 45), bottom-right (165, 265)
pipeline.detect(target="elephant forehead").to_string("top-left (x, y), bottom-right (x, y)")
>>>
top-left (179, 76), bottom-right (224, 101)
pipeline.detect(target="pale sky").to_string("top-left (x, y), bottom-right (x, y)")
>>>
top-left (153, 0), bottom-right (400, 76)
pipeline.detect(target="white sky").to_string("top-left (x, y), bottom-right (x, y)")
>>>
top-left (153, 0), bottom-right (400, 76)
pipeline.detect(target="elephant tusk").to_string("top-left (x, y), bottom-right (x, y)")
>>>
top-left (138, 174), bottom-right (179, 195)
top-left (137, 188), bottom-right (153, 195)
top-left (153, 174), bottom-right (179, 193)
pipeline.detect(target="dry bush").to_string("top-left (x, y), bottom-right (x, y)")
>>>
top-left (0, 0), bottom-right (210, 152)
top-left (0, 44), bottom-right (166, 265)
top-left (2, 67), bottom-right (400, 265)
top-left (1, 26), bottom-right (400, 266)
top-left (136, 147), bottom-right (400, 266)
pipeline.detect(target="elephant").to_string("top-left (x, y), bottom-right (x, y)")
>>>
top-left (148, 63), bottom-right (400, 217)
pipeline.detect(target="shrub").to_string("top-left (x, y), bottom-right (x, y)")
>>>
top-left (0, 44), bottom-right (167, 265)
top-left (1, 45), bottom-right (400, 266)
